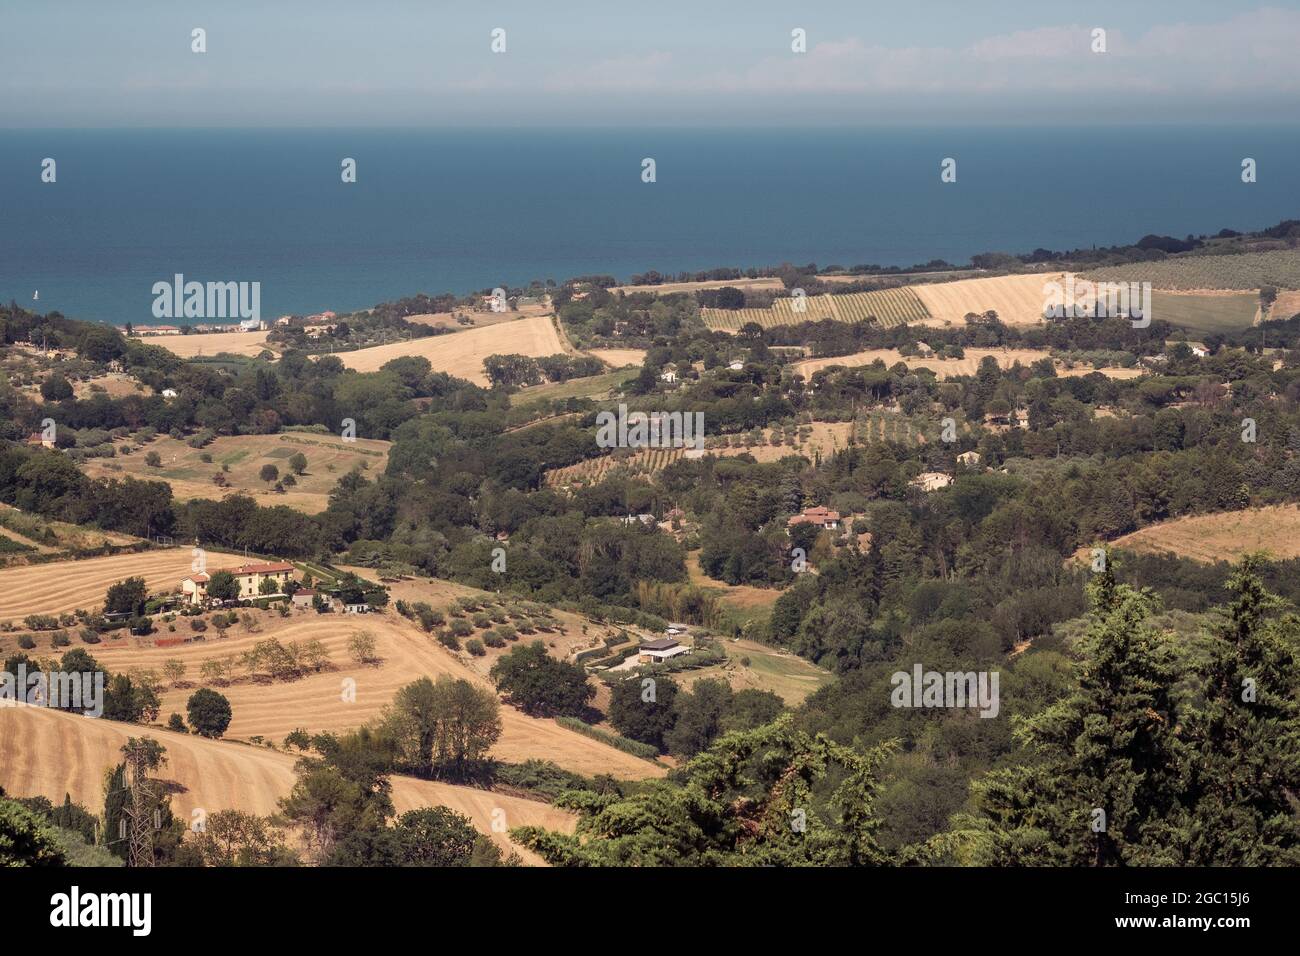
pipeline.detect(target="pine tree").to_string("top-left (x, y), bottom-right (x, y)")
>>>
top-left (1168, 556), bottom-right (1300, 864)
top-left (964, 570), bottom-right (1183, 865)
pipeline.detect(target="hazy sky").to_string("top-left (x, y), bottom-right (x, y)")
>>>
top-left (4, 1), bottom-right (1299, 126)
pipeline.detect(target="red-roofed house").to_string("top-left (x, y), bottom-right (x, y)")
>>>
top-left (786, 506), bottom-right (841, 531)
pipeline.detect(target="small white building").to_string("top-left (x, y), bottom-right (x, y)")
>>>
top-left (660, 364), bottom-right (679, 384)
top-left (344, 603), bottom-right (369, 614)
top-left (728, 360), bottom-right (745, 371)
top-left (161, 388), bottom-right (178, 399)
top-left (638, 637), bottom-right (690, 664)
top-left (957, 451), bottom-right (981, 467)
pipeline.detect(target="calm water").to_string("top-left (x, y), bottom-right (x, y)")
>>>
top-left (2, 127), bottom-right (1298, 324)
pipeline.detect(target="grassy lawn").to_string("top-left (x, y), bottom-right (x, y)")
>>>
top-left (1153, 292), bottom-right (1259, 336)
top-left (679, 638), bottom-right (835, 705)
top-left (510, 368), bottom-right (637, 408)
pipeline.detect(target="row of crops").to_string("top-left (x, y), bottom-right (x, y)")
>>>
top-left (544, 446), bottom-right (688, 488)
top-left (701, 287), bottom-right (932, 331)
top-left (1081, 248), bottom-right (1300, 291)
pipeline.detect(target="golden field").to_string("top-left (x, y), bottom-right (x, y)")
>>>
top-left (337, 316), bottom-right (566, 384)
top-left (1105, 505), bottom-right (1300, 564)
top-left (912, 272), bottom-right (1064, 327)
top-left (143, 331), bottom-right (272, 359)
top-left (0, 705), bottom-right (572, 864)
top-left (0, 548), bottom-right (241, 621)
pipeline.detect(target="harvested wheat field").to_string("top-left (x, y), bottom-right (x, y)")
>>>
top-left (337, 316), bottom-right (565, 384)
top-left (0, 548), bottom-right (240, 621)
top-left (1106, 505), bottom-right (1300, 564)
top-left (912, 273), bottom-right (1063, 327)
top-left (403, 305), bottom-right (549, 330)
top-left (144, 331), bottom-right (273, 359)
top-left (588, 348), bottom-right (648, 368)
top-left (87, 609), bottom-right (663, 781)
top-left (81, 432), bottom-right (390, 515)
top-left (0, 705), bottom-right (572, 864)
top-left (1270, 290), bottom-right (1300, 322)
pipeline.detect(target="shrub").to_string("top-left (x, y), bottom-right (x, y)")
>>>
top-left (189, 618), bottom-right (207, 632)
top-left (466, 638), bottom-right (486, 657)
top-left (471, 613), bottom-right (492, 629)
top-left (482, 630), bottom-right (505, 648)
top-left (167, 713), bottom-right (188, 734)
top-left (496, 624), bottom-right (517, 642)
top-left (17, 635), bottom-right (35, 650)
top-left (436, 630), bottom-right (461, 651)
top-left (449, 619), bottom-right (473, 638)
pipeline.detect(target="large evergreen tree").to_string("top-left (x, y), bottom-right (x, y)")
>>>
top-left (963, 570), bottom-right (1182, 865)
top-left (1167, 557), bottom-right (1300, 864)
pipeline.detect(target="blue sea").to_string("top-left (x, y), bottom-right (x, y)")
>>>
top-left (2, 127), bottom-right (1298, 325)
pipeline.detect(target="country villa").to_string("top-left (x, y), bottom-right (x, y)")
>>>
top-left (181, 561), bottom-right (296, 606)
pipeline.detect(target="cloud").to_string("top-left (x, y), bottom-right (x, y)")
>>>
top-left (553, 8), bottom-right (1300, 97)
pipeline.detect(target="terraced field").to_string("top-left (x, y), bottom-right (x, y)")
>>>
top-left (1082, 249), bottom-right (1300, 291)
top-left (701, 287), bottom-right (931, 331)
